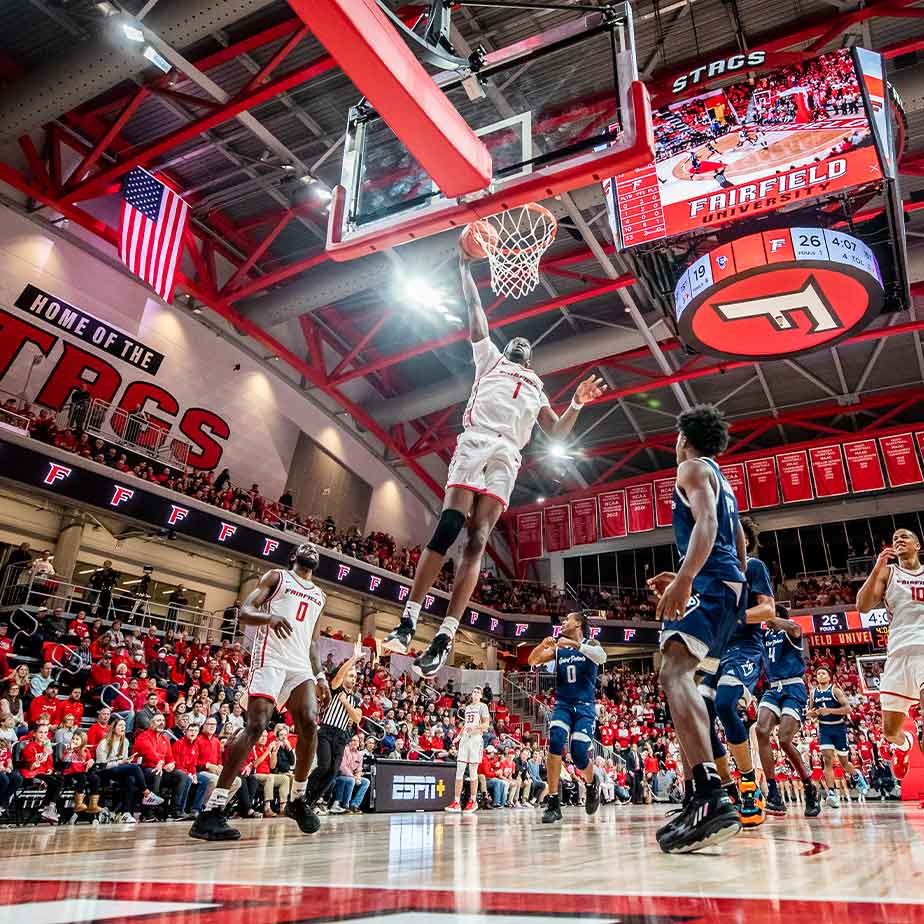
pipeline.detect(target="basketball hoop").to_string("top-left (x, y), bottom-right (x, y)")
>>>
top-left (468, 203), bottom-right (558, 299)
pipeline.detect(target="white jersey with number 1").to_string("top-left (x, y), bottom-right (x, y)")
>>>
top-left (462, 338), bottom-right (549, 450)
top-left (254, 569), bottom-right (326, 672)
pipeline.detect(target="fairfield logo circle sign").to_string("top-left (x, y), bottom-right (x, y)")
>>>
top-left (674, 227), bottom-right (884, 359)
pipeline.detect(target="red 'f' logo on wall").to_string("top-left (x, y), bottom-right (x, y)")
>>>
top-left (423, 594), bottom-right (435, 610)
top-left (552, 625), bottom-right (563, 638)
top-left (262, 539), bottom-right (279, 556)
top-left (369, 575), bottom-right (381, 592)
top-left (469, 610), bottom-right (479, 625)
top-left (589, 626), bottom-right (602, 639)
top-left (110, 486), bottom-right (134, 507)
top-left (337, 565), bottom-right (350, 581)
top-left (515, 623), bottom-right (528, 637)
top-left (168, 505), bottom-right (188, 525)
top-left (43, 462), bottom-right (72, 485)
top-left (398, 586), bottom-right (409, 602)
top-left (623, 628), bottom-right (637, 642)
top-left (489, 617), bottom-right (499, 632)
top-left (218, 523), bottom-right (237, 542)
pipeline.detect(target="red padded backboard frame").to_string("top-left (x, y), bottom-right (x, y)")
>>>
top-left (289, 0), bottom-right (492, 199)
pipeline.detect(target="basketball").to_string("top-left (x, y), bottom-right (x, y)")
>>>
top-left (460, 220), bottom-right (498, 260)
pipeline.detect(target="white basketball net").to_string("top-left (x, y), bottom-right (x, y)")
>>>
top-left (470, 204), bottom-right (558, 299)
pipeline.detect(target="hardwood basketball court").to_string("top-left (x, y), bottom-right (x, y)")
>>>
top-left (3, 802), bottom-right (924, 924)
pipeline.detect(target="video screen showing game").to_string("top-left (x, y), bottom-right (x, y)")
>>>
top-left (608, 49), bottom-right (883, 248)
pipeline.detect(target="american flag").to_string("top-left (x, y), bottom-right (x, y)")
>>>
top-left (118, 167), bottom-right (189, 303)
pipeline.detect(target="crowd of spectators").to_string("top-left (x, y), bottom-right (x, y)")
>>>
top-left (788, 575), bottom-right (859, 608)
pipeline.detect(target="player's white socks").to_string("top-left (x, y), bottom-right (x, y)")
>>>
top-left (437, 616), bottom-right (460, 640)
top-left (292, 779), bottom-right (308, 801)
top-left (207, 787), bottom-right (230, 810)
top-left (403, 600), bottom-right (422, 628)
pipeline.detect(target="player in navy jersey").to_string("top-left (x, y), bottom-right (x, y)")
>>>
top-left (527, 610), bottom-right (605, 824)
top-left (808, 667), bottom-right (865, 808)
top-left (755, 604), bottom-right (821, 817)
top-left (648, 405), bottom-right (746, 853)
top-left (698, 517), bottom-right (774, 827)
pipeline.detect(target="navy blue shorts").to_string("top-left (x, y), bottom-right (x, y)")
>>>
top-left (660, 580), bottom-right (746, 672)
top-left (759, 680), bottom-right (808, 721)
top-left (549, 700), bottom-right (596, 743)
top-left (819, 722), bottom-right (849, 754)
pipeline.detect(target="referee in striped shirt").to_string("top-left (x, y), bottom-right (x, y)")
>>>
top-left (305, 647), bottom-right (363, 811)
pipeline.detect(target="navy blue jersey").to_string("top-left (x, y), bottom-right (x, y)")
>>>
top-left (555, 644), bottom-right (598, 705)
top-left (763, 627), bottom-right (805, 682)
top-left (672, 457), bottom-right (746, 592)
top-left (812, 686), bottom-right (845, 726)
top-left (727, 557), bottom-right (773, 649)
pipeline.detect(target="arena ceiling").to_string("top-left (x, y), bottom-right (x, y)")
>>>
top-left (1, 0), bottom-right (924, 520)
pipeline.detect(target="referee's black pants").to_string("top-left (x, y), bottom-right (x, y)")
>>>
top-left (306, 726), bottom-right (350, 805)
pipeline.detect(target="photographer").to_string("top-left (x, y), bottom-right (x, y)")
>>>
top-left (89, 561), bottom-right (118, 618)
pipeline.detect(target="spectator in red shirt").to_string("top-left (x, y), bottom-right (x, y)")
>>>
top-left (0, 738), bottom-right (21, 815)
top-left (89, 653), bottom-right (114, 690)
top-left (195, 716), bottom-right (224, 806)
top-left (59, 729), bottom-right (102, 814)
top-left (68, 610), bottom-right (90, 640)
top-left (58, 687), bottom-right (85, 727)
top-left (20, 723), bottom-right (61, 822)
top-left (0, 624), bottom-right (13, 657)
top-left (86, 707), bottom-right (112, 749)
top-left (28, 682), bottom-right (61, 727)
top-left (171, 722), bottom-right (218, 815)
top-left (135, 713), bottom-right (193, 819)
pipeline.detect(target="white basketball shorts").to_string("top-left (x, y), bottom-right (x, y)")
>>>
top-left (446, 430), bottom-right (521, 508)
top-left (457, 733), bottom-right (485, 765)
top-left (880, 646), bottom-right (924, 715)
top-left (244, 664), bottom-right (315, 710)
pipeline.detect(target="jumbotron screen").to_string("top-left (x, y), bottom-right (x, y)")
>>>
top-left (607, 49), bottom-right (883, 248)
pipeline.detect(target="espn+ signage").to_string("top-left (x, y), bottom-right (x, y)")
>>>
top-left (1, 284), bottom-right (230, 470)
top-left (372, 761), bottom-right (455, 812)
top-left (674, 227), bottom-right (883, 359)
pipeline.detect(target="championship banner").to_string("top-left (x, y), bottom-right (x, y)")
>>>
top-left (745, 457), bottom-right (779, 508)
top-left (879, 433), bottom-right (923, 488)
top-left (654, 477), bottom-right (675, 528)
top-left (626, 483), bottom-right (655, 533)
top-left (776, 450), bottom-right (813, 504)
top-left (720, 462), bottom-right (749, 511)
top-left (808, 444), bottom-right (849, 497)
top-left (916, 431), bottom-right (924, 460)
top-left (516, 512), bottom-right (543, 560)
top-left (844, 439), bottom-right (886, 492)
top-left (543, 505), bottom-right (572, 553)
top-left (570, 497), bottom-right (599, 546)
top-left (599, 489), bottom-right (627, 539)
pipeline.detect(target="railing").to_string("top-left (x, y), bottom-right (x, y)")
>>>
top-left (0, 564), bottom-right (232, 642)
top-left (502, 671), bottom-right (550, 741)
top-left (0, 407), bottom-right (31, 435)
top-left (59, 397), bottom-right (192, 473)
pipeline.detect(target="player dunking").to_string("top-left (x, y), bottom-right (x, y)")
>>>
top-left (190, 544), bottom-right (330, 841)
top-left (647, 405), bottom-right (745, 853)
top-left (755, 604), bottom-right (821, 817)
top-left (856, 528), bottom-right (924, 780)
top-left (446, 686), bottom-right (489, 813)
top-left (383, 239), bottom-right (605, 676)
top-left (527, 610), bottom-right (605, 824)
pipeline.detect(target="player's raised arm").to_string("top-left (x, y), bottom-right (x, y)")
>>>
top-left (765, 604), bottom-right (802, 639)
top-left (459, 250), bottom-right (489, 344)
top-left (527, 637), bottom-right (557, 666)
top-left (240, 570), bottom-right (290, 638)
top-left (656, 460), bottom-right (717, 621)
top-left (856, 546), bottom-right (893, 612)
top-left (537, 375), bottom-right (607, 438)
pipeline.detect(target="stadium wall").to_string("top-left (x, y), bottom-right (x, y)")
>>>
top-left (0, 206), bottom-right (433, 543)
